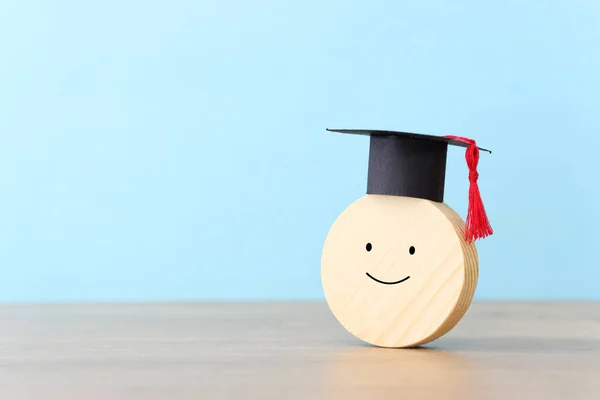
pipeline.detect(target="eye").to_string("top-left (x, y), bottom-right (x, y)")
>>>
top-left (409, 246), bottom-right (415, 255)
top-left (366, 243), bottom-right (372, 252)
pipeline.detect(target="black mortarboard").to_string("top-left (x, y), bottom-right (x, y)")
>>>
top-left (327, 128), bottom-right (493, 242)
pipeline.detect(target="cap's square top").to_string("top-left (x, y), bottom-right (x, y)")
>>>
top-left (326, 129), bottom-right (491, 153)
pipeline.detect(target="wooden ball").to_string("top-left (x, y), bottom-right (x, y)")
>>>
top-left (321, 194), bottom-right (478, 348)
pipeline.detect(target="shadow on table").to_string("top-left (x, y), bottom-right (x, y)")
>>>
top-left (430, 336), bottom-right (600, 353)
top-left (322, 346), bottom-right (477, 400)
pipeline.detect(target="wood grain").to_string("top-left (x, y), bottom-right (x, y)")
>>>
top-left (321, 194), bottom-right (478, 348)
top-left (1, 302), bottom-right (600, 400)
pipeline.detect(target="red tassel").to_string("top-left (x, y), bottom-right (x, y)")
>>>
top-left (443, 135), bottom-right (493, 243)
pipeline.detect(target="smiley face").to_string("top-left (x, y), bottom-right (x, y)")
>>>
top-left (321, 194), bottom-right (478, 348)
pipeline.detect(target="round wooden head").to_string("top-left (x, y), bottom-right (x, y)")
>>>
top-left (321, 194), bottom-right (478, 348)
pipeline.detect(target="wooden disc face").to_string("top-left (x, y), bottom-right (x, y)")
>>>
top-left (321, 194), bottom-right (478, 348)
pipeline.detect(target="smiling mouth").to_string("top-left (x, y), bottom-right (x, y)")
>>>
top-left (366, 273), bottom-right (410, 285)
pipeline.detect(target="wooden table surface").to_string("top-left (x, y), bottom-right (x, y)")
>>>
top-left (1, 302), bottom-right (599, 399)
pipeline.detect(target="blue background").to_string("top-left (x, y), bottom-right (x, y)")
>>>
top-left (1, 0), bottom-right (598, 302)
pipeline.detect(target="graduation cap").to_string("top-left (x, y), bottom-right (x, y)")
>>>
top-left (327, 128), bottom-right (493, 242)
